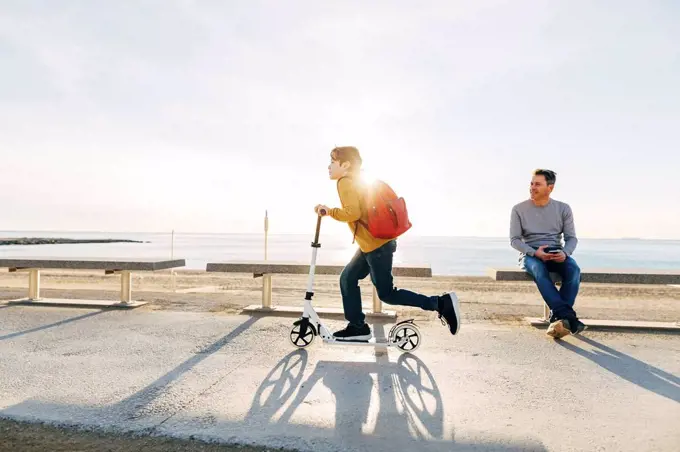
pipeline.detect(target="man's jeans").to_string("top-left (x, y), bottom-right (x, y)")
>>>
top-left (340, 240), bottom-right (438, 327)
top-left (520, 255), bottom-right (581, 320)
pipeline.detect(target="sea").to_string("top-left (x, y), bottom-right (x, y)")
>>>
top-left (2, 231), bottom-right (680, 276)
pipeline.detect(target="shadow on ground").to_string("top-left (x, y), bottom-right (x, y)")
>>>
top-left (195, 344), bottom-right (547, 451)
top-left (558, 335), bottom-right (680, 404)
top-left (0, 309), bottom-right (107, 341)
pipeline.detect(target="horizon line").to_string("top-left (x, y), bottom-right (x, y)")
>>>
top-left (0, 230), bottom-right (677, 242)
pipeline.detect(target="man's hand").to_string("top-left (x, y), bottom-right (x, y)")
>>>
top-left (534, 245), bottom-right (552, 262)
top-left (314, 204), bottom-right (330, 216)
top-left (535, 245), bottom-right (567, 263)
top-left (551, 251), bottom-right (567, 263)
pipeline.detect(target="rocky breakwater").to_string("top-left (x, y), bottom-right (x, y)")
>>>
top-left (0, 238), bottom-right (146, 246)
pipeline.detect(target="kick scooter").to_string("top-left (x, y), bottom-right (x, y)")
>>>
top-left (288, 211), bottom-right (423, 353)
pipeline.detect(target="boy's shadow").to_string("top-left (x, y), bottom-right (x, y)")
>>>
top-left (557, 335), bottom-right (680, 403)
top-left (246, 349), bottom-right (446, 443)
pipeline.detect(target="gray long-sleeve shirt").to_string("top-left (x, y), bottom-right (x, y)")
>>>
top-left (509, 199), bottom-right (578, 257)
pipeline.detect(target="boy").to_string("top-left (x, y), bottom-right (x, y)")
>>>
top-left (314, 146), bottom-right (460, 341)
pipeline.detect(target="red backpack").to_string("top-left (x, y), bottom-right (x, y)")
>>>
top-left (356, 179), bottom-right (412, 240)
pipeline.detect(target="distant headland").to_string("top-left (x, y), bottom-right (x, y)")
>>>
top-left (0, 238), bottom-right (146, 246)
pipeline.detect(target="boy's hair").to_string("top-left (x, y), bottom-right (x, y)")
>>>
top-left (331, 146), bottom-right (362, 174)
top-left (533, 168), bottom-right (557, 186)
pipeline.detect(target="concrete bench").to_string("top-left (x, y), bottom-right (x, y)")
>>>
top-left (206, 261), bottom-right (433, 319)
top-left (488, 267), bottom-right (680, 285)
top-left (0, 258), bottom-right (186, 308)
top-left (487, 267), bottom-right (680, 331)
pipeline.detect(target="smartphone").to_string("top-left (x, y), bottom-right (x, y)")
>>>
top-left (544, 246), bottom-right (562, 254)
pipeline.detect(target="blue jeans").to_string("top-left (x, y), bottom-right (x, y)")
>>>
top-left (520, 255), bottom-right (581, 320)
top-left (340, 240), bottom-right (438, 327)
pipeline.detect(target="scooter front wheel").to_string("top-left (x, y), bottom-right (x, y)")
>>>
top-left (289, 319), bottom-right (317, 348)
top-left (392, 323), bottom-right (422, 353)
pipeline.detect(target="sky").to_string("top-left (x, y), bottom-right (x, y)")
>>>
top-left (1, 1), bottom-right (679, 239)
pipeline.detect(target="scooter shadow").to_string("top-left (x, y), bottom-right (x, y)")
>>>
top-left (245, 349), bottom-right (446, 443)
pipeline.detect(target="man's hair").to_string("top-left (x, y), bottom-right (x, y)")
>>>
top-left (331, 146), bottom-right (362, 173)
top-left (533, 168), bottom-right (557, 185)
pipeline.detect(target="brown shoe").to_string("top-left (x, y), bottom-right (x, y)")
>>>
top-left (546, 319), bottom-right (570, 339)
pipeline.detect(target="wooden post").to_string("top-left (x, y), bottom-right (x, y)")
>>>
top-left (28, 269), bottom-right (41, 300)
top-left (372, 286), bottom-right (382, 314)
top-left (120, 271), bottom-right (132, 303)
top-left (262, 274), bottom-right (272, 309)
top-left (264, 210), bottom-right (269, 261)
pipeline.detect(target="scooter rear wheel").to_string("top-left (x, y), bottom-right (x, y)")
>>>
top-left (289, 319), bottom-right (317, 348)
top-left (392, 323), bottom-right (422, 353)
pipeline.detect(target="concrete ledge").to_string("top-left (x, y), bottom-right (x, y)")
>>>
top-left (0, 257), bottom-right (186, 272)
top-left (7, 298), bottom-right (148, 309)
top-left (243, 304), bottom-right (397, 320)
top-left (526, 317), bottom-right (680, 332)
top-left (489, 267), bottom-right (680, 285)
top-left (488, 268), bottom-right (561, 283)
top-left (207, 261), bottom-right (432, 277)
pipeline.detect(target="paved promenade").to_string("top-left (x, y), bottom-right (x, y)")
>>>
top-left (1, 305), bottom-right (679, 451)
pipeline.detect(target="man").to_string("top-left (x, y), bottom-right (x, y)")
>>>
top-left (510, 169), bottom-right (586, 338)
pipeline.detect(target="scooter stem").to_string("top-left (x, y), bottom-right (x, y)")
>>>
top-left (305, 213), bottom-right (324, 301)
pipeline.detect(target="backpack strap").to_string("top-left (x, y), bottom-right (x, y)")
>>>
top-left (338, 175), bottom-right (370, 244)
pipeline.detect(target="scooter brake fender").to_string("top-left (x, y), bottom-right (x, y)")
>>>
top-left (294, 317), bottom-right (317, 337)
top-left (388, 318), bottom-right (416, 339)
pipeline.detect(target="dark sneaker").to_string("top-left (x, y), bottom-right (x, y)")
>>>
top-left (333, 323), bottom-right (371, 341)
top-left (567, 316), bottom-right (587, 335)
top-left (437, 292), bottom-right (461, 335)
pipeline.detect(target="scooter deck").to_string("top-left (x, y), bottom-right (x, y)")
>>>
top-left (322, 337), bottom-right (397, 346)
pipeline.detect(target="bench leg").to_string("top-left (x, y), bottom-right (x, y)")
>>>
top-left (120, 271), bottom-right (132, 303)
top-left (372, 286), bottom-right (383, 314)
top-left (28, 269), bottom-right (41, 300)
top-left (262, 274), bottom-right (272, 309)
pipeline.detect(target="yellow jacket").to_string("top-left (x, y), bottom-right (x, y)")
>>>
top-left (328, 176), bottom-right (392, 253)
